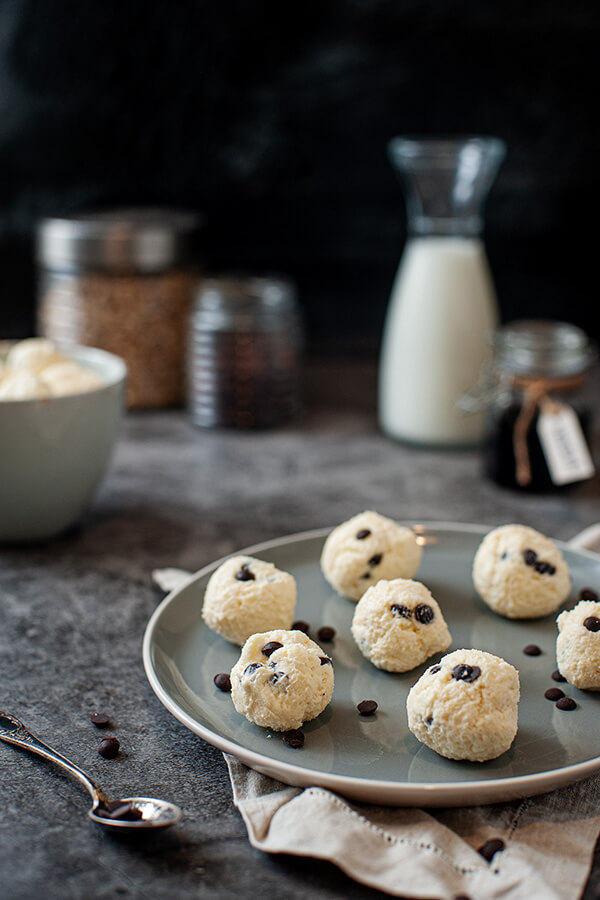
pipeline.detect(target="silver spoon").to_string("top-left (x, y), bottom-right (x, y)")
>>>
top-left (0, 712), bottom-right (182, 830)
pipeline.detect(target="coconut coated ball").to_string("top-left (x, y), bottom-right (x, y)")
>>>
top-left (556, 600), bottom-right (600, 690)
top-left (320, 510), bottom-right (422, 602)
top-left (407, 649), bottom-right (520, 762)
top-left (202, 555), bottom-right (297, 646)
top-left (230, 629), bottom-right (334, 731)
top-left (351, 579), bottom-right (451, 672)
top-left (473, 524), bottom-right (570, 619)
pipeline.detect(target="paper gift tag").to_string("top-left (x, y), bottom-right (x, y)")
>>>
top-left (537, 402), bottom-right (595, 485)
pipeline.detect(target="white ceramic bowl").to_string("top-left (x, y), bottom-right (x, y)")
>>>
top-left (0, 345), bottom-right (126, 542)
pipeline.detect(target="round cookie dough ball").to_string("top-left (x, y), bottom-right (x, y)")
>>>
top-left (321, 510), bottom-right (422, 602)
top-left (231, 629), bottom-right (334, 731)
top-left (407, 649), bottom-right (520, 762)
top-left (473, 524), bottom-right (570, 619)
top-left (0, 370), bottom-right (51, 401)
top-left (6, 338), bottom-right (64, 375)
top-left (202, 555), bottom-right (296, 646)
top-left (351, 579), bottom-right (451, 672)
top-left (40, 361), bottom-right (103, 396)
top-left (556, 600), bottom-right (600, 690)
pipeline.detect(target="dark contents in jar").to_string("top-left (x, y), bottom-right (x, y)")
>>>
top-left (483, 403), bottom-right (592, 492)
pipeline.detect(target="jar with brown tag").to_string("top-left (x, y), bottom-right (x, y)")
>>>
top-left (480, 321), bottom-right (596, 491)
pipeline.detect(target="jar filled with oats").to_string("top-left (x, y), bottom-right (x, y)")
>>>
top-left (37, 209), bottom-right (201, 408)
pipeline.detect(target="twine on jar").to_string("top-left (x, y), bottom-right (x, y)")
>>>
top-left (512, 374), bottom-right (585, 486)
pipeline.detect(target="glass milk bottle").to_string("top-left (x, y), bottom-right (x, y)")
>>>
top-left (379, 136), bottom-right (505, 445)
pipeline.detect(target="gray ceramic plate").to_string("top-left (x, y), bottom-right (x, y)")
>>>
top-left (143, 523), bottom-right (600, 807)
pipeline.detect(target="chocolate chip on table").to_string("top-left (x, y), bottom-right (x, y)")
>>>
top-left (452, 664), bottom-right (481, 682)
top-left (282, 729), bottom-right (304, 749)
top-left (523, 644), bottom-right (542, 656)
top-left (478, 838), bottom-right (505, 863)
top-left (523, 549), bottom-right (538, 566)
top-left (213, 672), bottom-right (231, 692)
top-left (98, 737), bottom-right (120, 759)
top-left (544, 687), bottom-right (565, 701)
top-left (368, 553), bottom-right (383, 567)
top-left (320, 656), bottom-right (332, 665)
top-left (391, 604), bottom-right (412, 618)
top-left (292, 620), bottom-right (310, 634)
top-left (556, 697), bottom-right (577, 711)
top-left (262, 641), bottom-right (284, 657)
top-left (317, 626), bottom-right (335, 642)
top-left (357, 700), bottom-right (378, 716)
top-left (414, 604), bottom-right (434, 624)
top-left (89, 713), bottom-right (110, 728)
top-left (235, 564), bottom-right (255, 582)
top-left (580, 588), bottom-right (599, 602)
top-left (584, 616), bottom-right (600, 632)
top-left (356, 529), bottom-right (371, 540)
top-left (551, 669), bottom-right (567, 683)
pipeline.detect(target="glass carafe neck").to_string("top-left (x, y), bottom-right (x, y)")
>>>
top-left (389, 136), bottom-right (505, 237)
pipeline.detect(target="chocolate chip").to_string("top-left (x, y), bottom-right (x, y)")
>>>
top-left (584, 616), bottom-right (600, 632)
top-left (293, 620), bottom-right (310, 634)
top-left (414, 604), bottom-right (434, 624)
top-left (454, 896), bottom-right (472, 900)
top-left (545, 687), bottom-right (565, 701)
top-left (523, 644), bottom-right (542, 656)
top-left (90, 713), bottom-right (110, 728)
top-left (213, 672), bottom-right (231, 692)
top-left (269, 671), bottom-right (287, 685)
top-left (317, 626), bottom-right (335, 642)
top-left (501, 551), bottom-right (508, 560)
top-left (429, 665), bottom-right (441, 674)
top-left (534, 561), bottom-right (551, 575)
top-left (425, 715), bottom-right (433, 725)
top-left (356, 529), bottom-right (371, 540)
top-left (243, 662), bottom-right (263, 676)
top-left (391, 604), bottom-right (412, 618)
top-left (360, 572), bottom-right (371, 579)
top-left (547, 564), bottom-right (556, 575)
top-left (262, 641), bottom-right (283, 657)
top-left (452, 664), bottom-right (481, 682)
top-left (357, 700), bottom-right (378, 716)
top-left (98, 737), bottom-right (120, 759)
top-left (478, 838), bottom-right (505, 862)
top-left (523, 549), bottom-right (538, 566)
top-left (556, 696), bottom-right (577, 710)
top-left (282, 729), bottom-right (304, 748)
top-left (320, 656), bottom-right (332, 665)
top-left (368, 553), bottom-right (383, 567)
top-left (235, 564), bottom-right (255, 581)
top-left (580, 588), bottom-right (599, 602)
top-left (551, 669), bottom-right (567, 683)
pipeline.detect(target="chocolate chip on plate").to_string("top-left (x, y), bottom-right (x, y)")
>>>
top-left (357, 700), bottom-right (378, 716)
top-left (292, 620), bottom-right (310, 634)
top-left (391, 604), bottom-right (412, 618)
top-left (213, 672), bottom-right (231, 692)
top-left (414, 603), bottom-right (434, 624)
top-left (356, 529), bottom-right (371, 540)
top-left (580, 588), bottom-right (599, 602)
top-left (544, 687), bottom-right (565, 701)
top-left (89, 713), bottom-right (111, 728)
top-left (478, 838), bottom-right (505, 863)
top-left (551, 669), bottom-right (567, 683)
top-left (262, 641), bottom-right (284, 657)
top-left (235, 564), bottom-right (255, 582)
top-left (556, 697), bottom-right (577, 711)
top-left (282, 729), bottom-right (304, 749)
top-left (452, 664), bottom-right (481, 683)
top-left (523, 549), bottom-right (538, 566)
top-left (584, 616), bottom-right (600, 632)
top-left (317, 626), bottom-right (335, 642)
top-left (98, 737), bottom-right (120, 759)
top-left (523, 644), bottom-right (542, 656)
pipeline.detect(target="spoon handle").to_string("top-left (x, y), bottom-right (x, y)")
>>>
top-left (0, 711), bottom-right (109, 806)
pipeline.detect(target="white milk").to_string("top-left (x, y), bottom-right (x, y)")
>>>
top-left (378, 237), bottom-right (498, 445)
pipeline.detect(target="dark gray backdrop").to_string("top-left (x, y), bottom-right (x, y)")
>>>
top-left (0, 0), bottom-right (597, 352)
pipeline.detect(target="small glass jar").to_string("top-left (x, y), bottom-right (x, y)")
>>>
top-left (37, 209), bottom-right (201, 408)
top-left (481, 321), bottom-right (596, 491)
top-left (188, 276), bottom-right (302, 429)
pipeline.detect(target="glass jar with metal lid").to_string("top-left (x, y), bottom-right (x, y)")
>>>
top-left (480, 320), bottom-right (596, 491)
top-left (37, 209), bottom-right (201, 408)
top-left (188, 276), bottom-right (303, 428)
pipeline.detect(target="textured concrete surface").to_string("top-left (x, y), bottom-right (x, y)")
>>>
top-left (1, 361), bottom-right (600, 899)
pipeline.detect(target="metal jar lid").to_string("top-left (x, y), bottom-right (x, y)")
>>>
top-left (492, 320), bottom-right (596, 378)
top-left (37, 208), bottom-right (202, 274)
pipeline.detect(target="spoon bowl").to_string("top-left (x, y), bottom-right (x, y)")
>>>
top-left (89, 796), bottom-right (183, 829)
